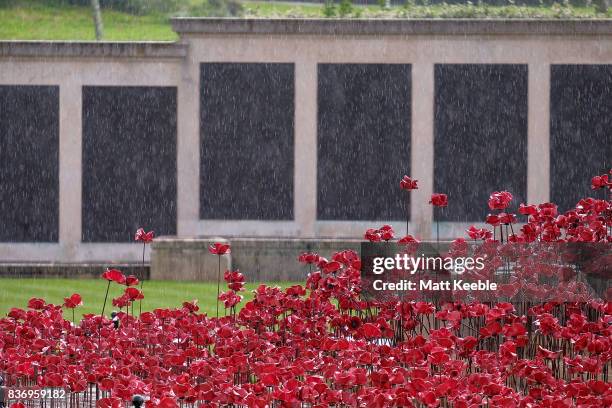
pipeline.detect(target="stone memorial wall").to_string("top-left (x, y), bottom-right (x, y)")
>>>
top-left (0, 19), bottom-right (611, 267)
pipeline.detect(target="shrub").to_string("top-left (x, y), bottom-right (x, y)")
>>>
top-left (338, 0), bottom-right (354, 16)
top-left (188, 0), bottom-right (243, 17)
top-left (323, 0), bottom-right (337, 16)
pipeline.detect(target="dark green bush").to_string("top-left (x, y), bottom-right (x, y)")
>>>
top-left (339, 0), bottom-right (354, 15)
top-left (188, 0), bottom-right (243, 16)
top-left (323, 0), bottom-right (337, 16)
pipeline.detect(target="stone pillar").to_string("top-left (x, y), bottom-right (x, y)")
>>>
top-left (59, 83), bottom-right (82, 259)
top-left (294, 61), bottom-right (318, 237)
top-left (527, 63), bottom-right (550, 204)
top-left (177, 51), bottom-right (200, 236)
top-left (410, 63), bottom-right (434, 240)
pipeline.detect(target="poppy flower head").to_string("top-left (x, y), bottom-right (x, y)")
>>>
top-left (63, 293), bottom-right (82, 309)
top-left (498, 212), bottom-right (517, 224)
top-left (286, 285), bottom-right (306, 297)
top-left (398, 234), bottom-right (419, 244)
top-left (400, 175), bottom-right (418, 190)
top-left (365, 228), bottom-right (382, 242)
top-left (365, 225), bottom-right (395, 242)
top-left (125, 287), bottom-right (144, 301)
top-left (321, 260), bottom-right (342, 274)
top-left (538, 203), bottom-right (558, 219)
top-left (182, 300), bottom-right (199, 312)
top-left (519, 203), bottom-right (538, 216)
top-left (27, 297), bottom-right (46, 310)
top-left (466, 225), bottom-right (483, 240)
top-left (591, 174), bottom-right (611, 190)
top-left (298, 252), bottom-right (320, 265)
top-left (359, 323), bottom-right (382, 339)
top-left (209, 242), bottom-right (230, 255)
top-left (218, 290), bottom-right (242, 308)
top-left (125, 275), bottom-right (140, 287)
top-left (8, 307), bottom-right (26, 320)
top-left (486, 214), bottom-right (500, 227)
top-left (101, 268), bottom-right (126, 285)
top-left (112, 294), bottom-right (130, 308)
top-left (430, 193), bottom-right (448, 207)
top-left (521, 223), bottom-right (540, 242)
top-left (488, 191), bottom-right (513, 210)
top-left (135, 228), bottom-right (155, 243)
top-left (224, 269), bottom-right (246, 292)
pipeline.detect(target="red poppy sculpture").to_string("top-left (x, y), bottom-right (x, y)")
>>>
top-left (0, 172), bottom-right (610, 408)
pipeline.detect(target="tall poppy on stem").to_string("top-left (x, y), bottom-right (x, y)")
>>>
top-left (125, 287), bottom-right (144, 317)
top-left (298, 252), bottom-right (320, 276)
top-left (134, 228), bottom-right (154, 315)
top-left (63, 293), bottom-right (82, 325)
top-left (100, 268), bottom-right (125, 317)
top-left (209, 242), bottom-right (231, 318)
top-left (400, 176), bottom-right (418, 235)
top-left (487, 191), bottom-right (513, 242)
top-left (430, 193), bottom-right (448, 247)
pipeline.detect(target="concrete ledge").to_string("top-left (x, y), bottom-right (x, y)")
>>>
top-left (172, 18), bottom-right (612, 36)
top-left (231, 238), bottom-right (362, 281)
top-left (151, 237), bottom-right (232, 281)
top-left (0, 263), bottom-right (149, 279)
top-left (0, 41), bottom-right (187, 59)
top-left (149, 237), bottom-right (460, 282)
top-left (150, 237), bottom-right (362, 282)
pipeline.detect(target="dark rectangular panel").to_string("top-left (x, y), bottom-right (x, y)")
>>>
top-left (0, 85), bottom-right (59, 242)
top-left (317, 64), bottom-right (411, 220)
top-left (200, 63), bottom-right (294, 220)
top-left (434, 64), bottom-right (528, 221)
top-left (82, 86), bottom-right (177, 242)
top-left (551, 65), bottom-right (612, 211)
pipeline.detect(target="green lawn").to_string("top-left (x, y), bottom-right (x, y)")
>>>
top-left (0, 2), bottom-right (176, 41)
top-left (0, 278), bottom-right (298, 320)
top-left (0, 1), bottom-right (610, 41)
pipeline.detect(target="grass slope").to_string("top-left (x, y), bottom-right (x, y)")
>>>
top-left (0, 1), bottom-right (610, 41)
top-left (0, 2), bottom-right (176, 41)
top-left (0, 278), bottom-right (298, 320)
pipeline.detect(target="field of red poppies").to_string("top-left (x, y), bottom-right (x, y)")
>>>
top-left (1, 172), bottom-right (611, 408)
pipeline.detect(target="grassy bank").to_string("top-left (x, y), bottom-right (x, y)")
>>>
top-left (0, 2), bottom-right (176, 40)
top-left (0, 278), bottom-right (297, 320)
top-left (0, 1), bottom-right (610, 41)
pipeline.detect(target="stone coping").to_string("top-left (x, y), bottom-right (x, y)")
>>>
top-left (153, 236), bottom-right (364, 242)
top-left (172, 18), bottom-right (612, 36)
top-left (0, 262), bottom-right (148, 266)
top-left (152, 236), bottom-right (363, 250)
top-left (2, 19), bottom-right (610, 59)
top-left (151, 236), bottom-right (456, 249)
top-left (0, 262), bottom-right (149, 279)
top-left (0, 41), bottom-right (187, 59)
